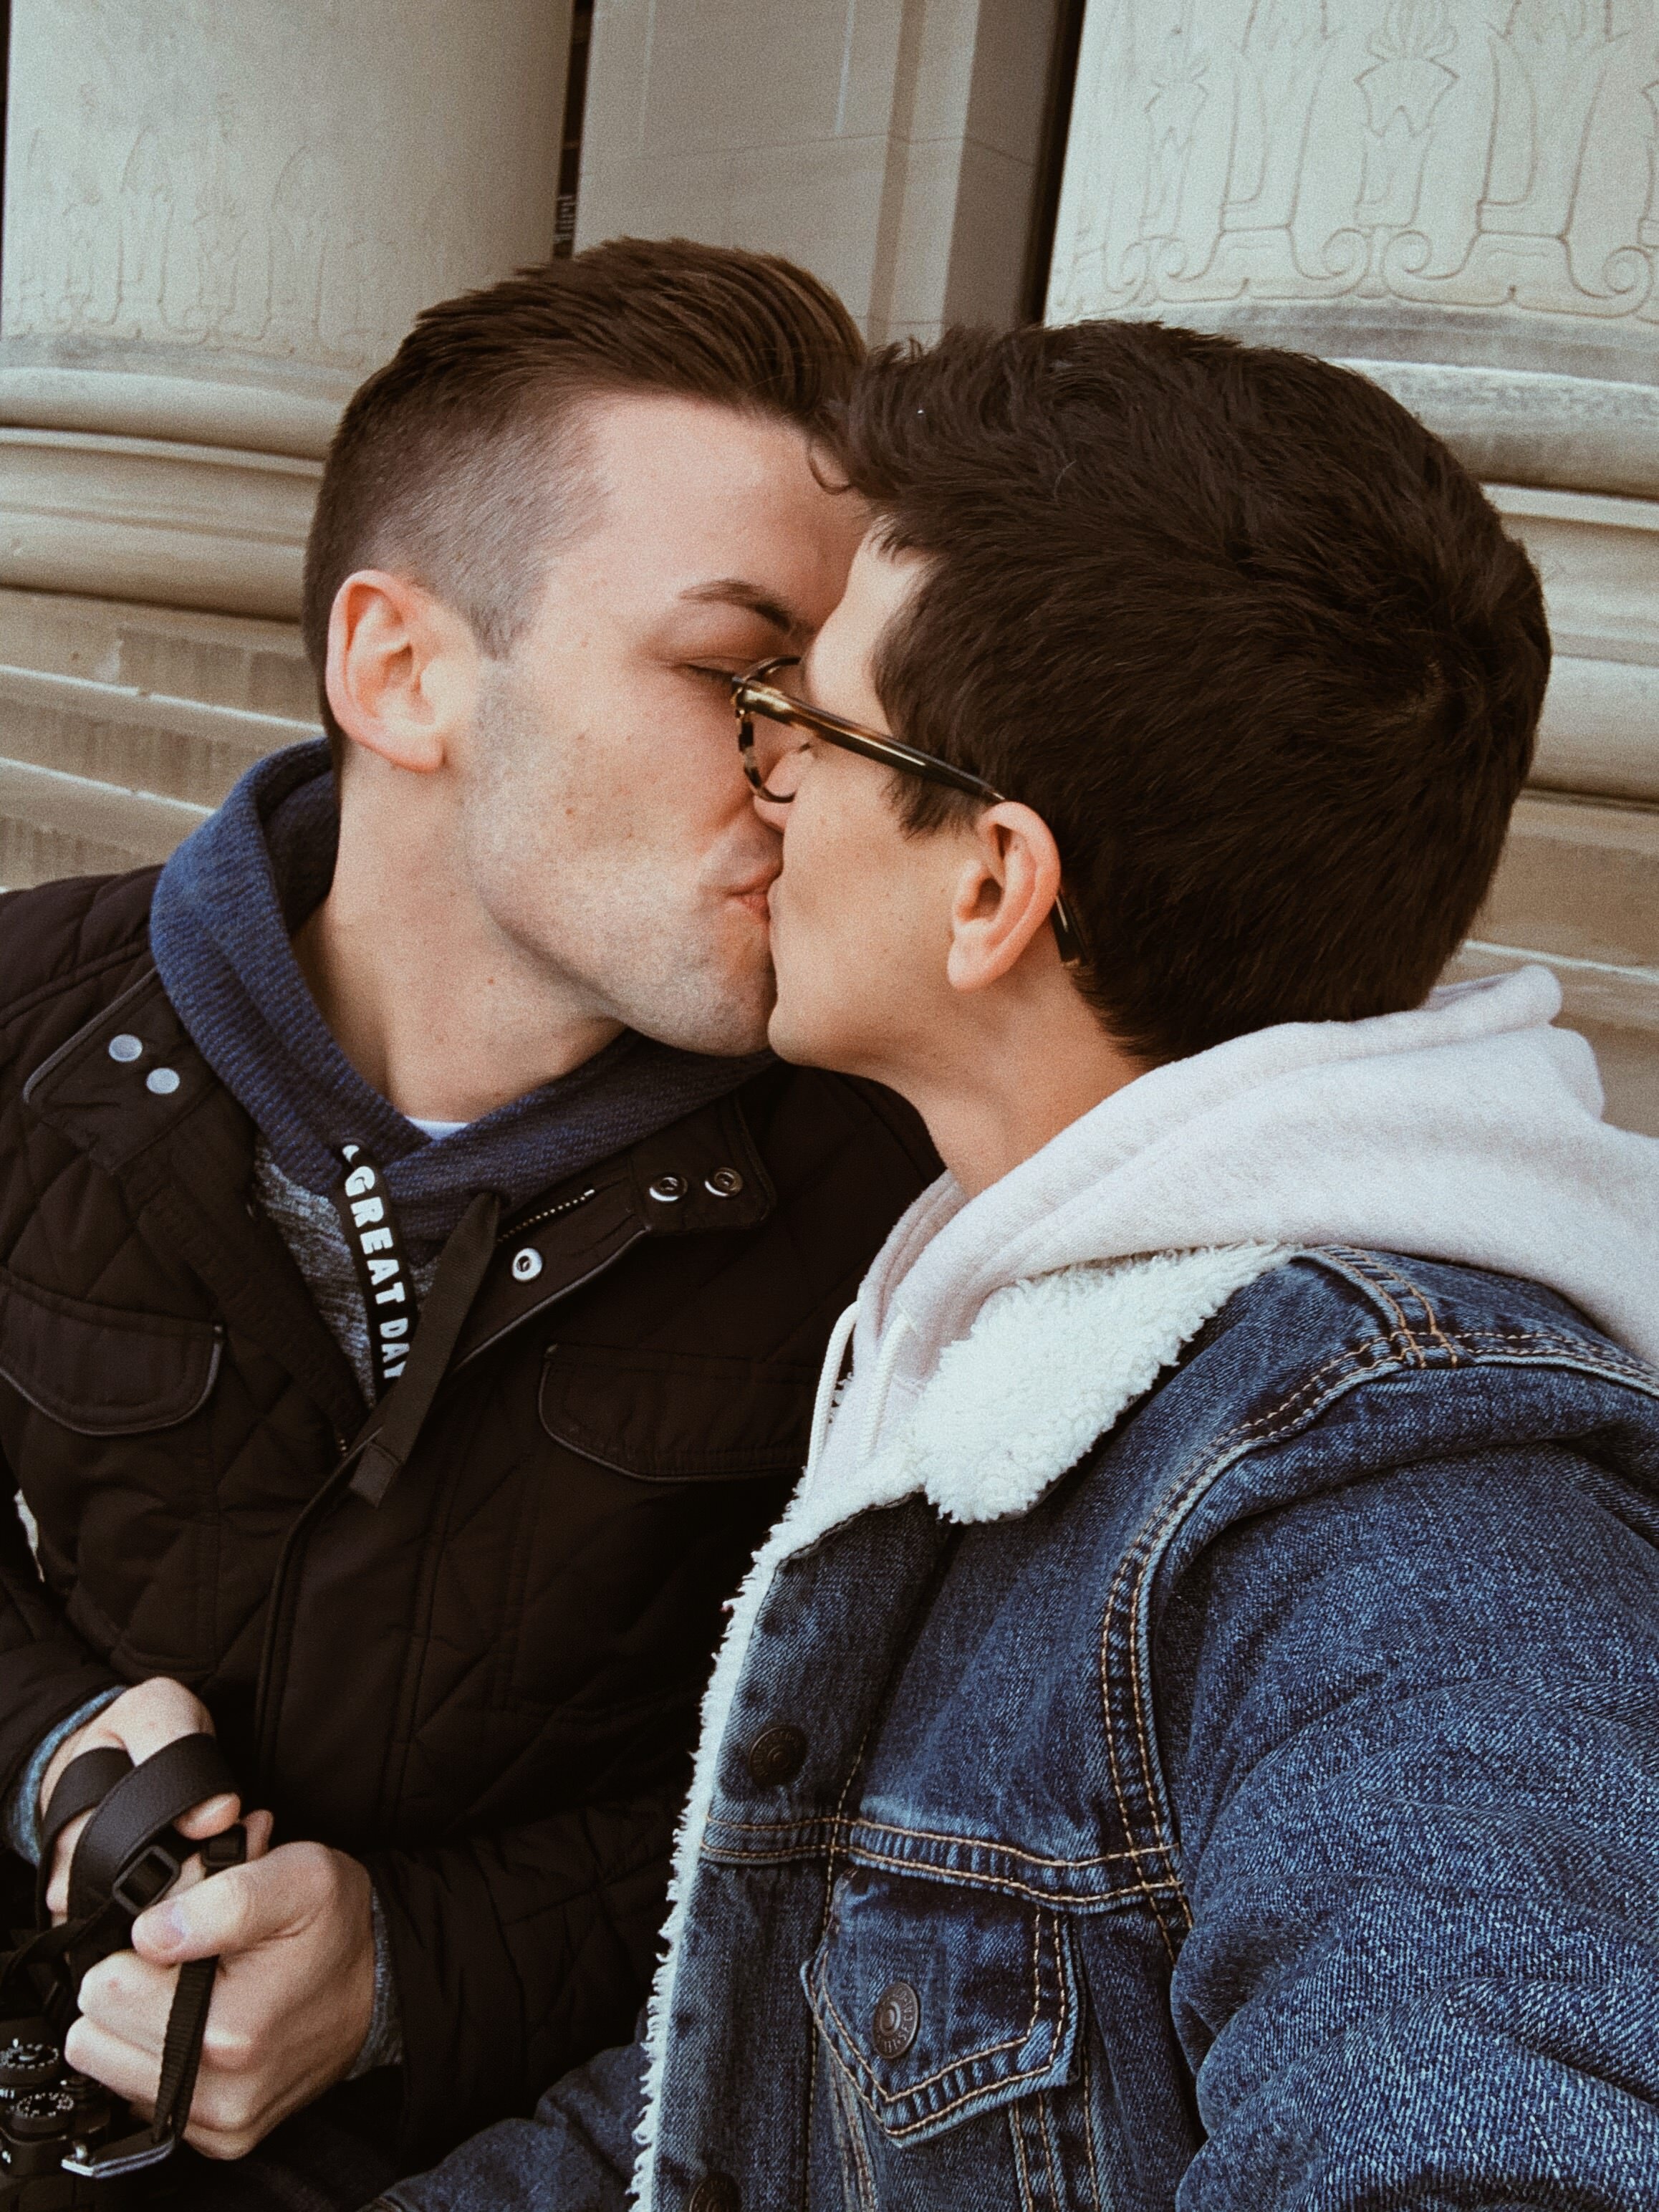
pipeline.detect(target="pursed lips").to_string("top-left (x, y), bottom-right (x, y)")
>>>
top-left (725, 872), bottom-right (776, 923)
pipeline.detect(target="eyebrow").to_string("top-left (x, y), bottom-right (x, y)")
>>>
top-left (679, 578), bottom-right (808, 642)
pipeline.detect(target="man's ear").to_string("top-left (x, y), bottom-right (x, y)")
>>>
top-left (945, 802), bottom-right (1067, 994)
top-left (324, 569), bottom-right (480, 774)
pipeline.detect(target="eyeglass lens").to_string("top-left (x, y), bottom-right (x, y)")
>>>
top-left (741, 673), bottom-right (814, 802)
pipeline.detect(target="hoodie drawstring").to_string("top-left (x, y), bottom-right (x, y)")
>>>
top-left (804, 1302), bottom-right (860, 1484)
top-left (857, 1308), bottom-right (915, 1462)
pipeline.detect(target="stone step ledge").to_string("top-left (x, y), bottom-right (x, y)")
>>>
top-left (0, 663), bottom-right (316, 808)
top-left (0, 754), bottom-right (208, 888)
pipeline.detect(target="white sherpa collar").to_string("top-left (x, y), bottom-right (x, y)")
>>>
top-left (630, 1241), bottom-right (1287, 2205)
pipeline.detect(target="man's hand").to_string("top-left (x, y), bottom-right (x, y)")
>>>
top-left (64, 1841), bottom-right (377, 2158)
top-left (39, 1678), bottom-right (239, 1918)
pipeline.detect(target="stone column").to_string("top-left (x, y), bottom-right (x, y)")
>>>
top-left (0, 0), bottom-right (569, 885)
top-left (1047, 0), bottom-right (1659, 1133)
top-left (575, 0), bottom-right (1064, 341)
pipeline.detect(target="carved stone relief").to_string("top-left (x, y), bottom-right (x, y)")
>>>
top-left (2, 0), bottom-right (566, 376)
top-left (1049, 0), bottom-right (1659, 347)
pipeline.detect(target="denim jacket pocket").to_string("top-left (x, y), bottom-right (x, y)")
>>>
top-left (803, 1864), bottom-right (1080, 2145)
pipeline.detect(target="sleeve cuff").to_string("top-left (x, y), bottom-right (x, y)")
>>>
top-left (348, 1882), bottom-right (405, 2078)
top-left (1, 1686), bottom-right (123, 1865)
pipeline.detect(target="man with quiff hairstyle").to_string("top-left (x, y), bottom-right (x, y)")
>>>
top-left (0, 240), bottom-right (934, 2208)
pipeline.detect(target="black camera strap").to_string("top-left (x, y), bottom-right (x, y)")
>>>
top-left (0, 1733), bottom-right (247, 2179)
top-left (330, 1145), bottom-right (420, 1400)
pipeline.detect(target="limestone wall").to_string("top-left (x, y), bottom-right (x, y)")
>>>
top-left (575, 0), bottom-right (1063, 340)
top-left (0, 0), bottom-right (569, 882)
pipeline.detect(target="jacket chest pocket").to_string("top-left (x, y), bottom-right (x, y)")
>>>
top-left (539, 1342), bottom-right (818, 1479)
top-left (804, 1864), bottom-right (1081, 2148)
top-left (0, 1265), bottom-right (221, 1670)
top-left (0, 1264), bottom-right (220, 1438)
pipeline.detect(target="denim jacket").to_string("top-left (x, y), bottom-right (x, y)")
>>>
top-left (383, 1245), bottom-right (1659, 2211)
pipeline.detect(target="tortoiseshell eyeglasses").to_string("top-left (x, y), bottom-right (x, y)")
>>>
top-left (730, 655), bottom-right (1085, 967)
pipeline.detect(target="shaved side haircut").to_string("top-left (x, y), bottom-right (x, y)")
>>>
top-left (302, 236), bottom-right (865, 767)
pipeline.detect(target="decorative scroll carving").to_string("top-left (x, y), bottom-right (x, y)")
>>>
top-left (1050, 0), bottom-right (1659, 331)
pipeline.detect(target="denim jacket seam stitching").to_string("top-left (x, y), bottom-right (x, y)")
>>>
top-left (1038, 2087), bottom-right (1066, 2211)
top-left (848, 1817), bottom-right (1146, 1868)
top-left (1448, 1328), bottom-right (1656, 1385)
top-left (1312, 1246), bottom-right (1461, 1364)
top-left (837, 2060), bottom-right (879, 2212)
top-left (1009, 2104), bottom-right (1039, 2211)
top-left (1077, 2013), bottom-right (1105, 2208)
top-left (1327, 1254), bottom-right (1424, 1364)
top-left (1102, 1306), bottom-right (1633, 1941)
top-left (709, 1809), bottom-right (1150, 1870)
top-left (716, 1841), bottom-right (1167, 1906)
top-left (1101, 1327), bottom-right (1410, 1950)
top-left (880, 2017), bottom-right (1072, 2137)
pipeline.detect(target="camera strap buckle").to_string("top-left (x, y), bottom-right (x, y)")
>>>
top-left (108, 1837), bottom-right (184, 1919)
top-left (59, 2122), bottom-right (180, 2180)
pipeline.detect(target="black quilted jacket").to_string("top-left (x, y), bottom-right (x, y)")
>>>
top-left (0, 867), bottom-right (935, 2157)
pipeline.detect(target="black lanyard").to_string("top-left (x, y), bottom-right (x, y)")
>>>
top-left (330, 1145), bottom-right (418, 1398)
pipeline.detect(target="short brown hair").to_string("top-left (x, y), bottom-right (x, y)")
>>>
top-left (838, 322), bottom-right (1549, 1062)
top-left (302, 236), bottom-right (865, 761)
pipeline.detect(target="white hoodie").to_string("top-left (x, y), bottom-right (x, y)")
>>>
top-left (632, 963), bottom-right (1659, 2205)
top-left (808, 962), bottom-right (1659, 1508)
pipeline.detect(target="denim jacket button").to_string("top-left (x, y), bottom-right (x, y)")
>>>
top-left (746, 1723), bottom-right (807, 1787)
top-left (687, 2176), bottom-right (739, 2212)
top-left (871, 1980), bottom-right (920, 2059)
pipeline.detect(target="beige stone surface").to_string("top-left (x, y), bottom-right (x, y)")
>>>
top-left (0, 587), bottom-right (317, 890)
top-left (0, 0), bottom-right (569, 869)
top-left (0, 0), bottom-right (571, 624)
top-left (577, 0), bottom-right (1061, 340)
top-left (0, 754), bottom-right (208, 885)
top-left (4, 0), bottom-right (568, 379)
top-left (0, 587), bottom-right (314, 716)
top-left (1476, 792), bottom-right (1659, 974)
top-left (1489, 484), bottom-right (1659, 804)
top-left (0, 427), bottom-right (319, 619)
top-left (1454, 791), bottom-right (1659, 1136)
top-left (1048, 2), bottom-right (1658, 384)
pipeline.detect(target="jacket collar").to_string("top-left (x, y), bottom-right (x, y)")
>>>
top-left (21, 967), bottom-right (775, 1440)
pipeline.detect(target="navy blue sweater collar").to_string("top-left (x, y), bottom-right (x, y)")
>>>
top-left (149, 741), bottom-right (768, 1249)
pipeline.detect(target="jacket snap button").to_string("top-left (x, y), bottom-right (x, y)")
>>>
top-left (687, 2178), bottom-right (739, 2212)
top-left (704, 1168), bottom-right (744, 1198)
top-left (648, 1173), bottom-right (687, 1203)
top-left (872, 1980), bottom-right (920, 2060)
top-left (145, 1067), bottom-right (181, 1095)
top-left (511, 1247), bottom-right (543, 1281)
top-left (107, 1033), bottom-right (144, 1063)
top-left (746, 1723), bottom-right (807, 1787)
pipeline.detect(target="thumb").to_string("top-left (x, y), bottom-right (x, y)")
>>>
top-left (130, 1843), bottom-right (297, 1966)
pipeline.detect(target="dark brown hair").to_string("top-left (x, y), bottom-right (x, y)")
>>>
top-left (302, 236), bottom-right (865, 763)
top-left (838, 321), bottom-right (1549, 1062)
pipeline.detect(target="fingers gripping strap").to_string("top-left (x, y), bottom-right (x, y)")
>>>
top-left (65, 1732), bottom-right (236, 1922)
top-left (34, 1746), bottom-right (132, 1924)
top-left (151, 1827), bottom-right (246, 2145)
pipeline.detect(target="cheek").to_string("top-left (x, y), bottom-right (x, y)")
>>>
top-left (776, 782), bottom-right (907, 1000)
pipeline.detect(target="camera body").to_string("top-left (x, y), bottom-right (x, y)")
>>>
top-left (0, 2022), bottom-right (127, 2210)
